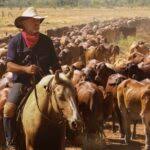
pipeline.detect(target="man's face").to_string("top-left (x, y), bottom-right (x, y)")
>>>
top-left (22, 18), bottom-right (41, 34)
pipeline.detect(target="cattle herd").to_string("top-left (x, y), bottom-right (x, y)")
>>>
top-left (0, 17), bottom-right (150, 150)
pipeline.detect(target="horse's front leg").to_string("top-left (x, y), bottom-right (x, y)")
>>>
top-left (25, 134), bottom-right (34, 150)
top-left (26, 145), bottom-right (34, 150)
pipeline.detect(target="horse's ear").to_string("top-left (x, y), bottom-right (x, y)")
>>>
top-left (55, 70), bottom-right (61, 83)
top-left (66, 66), bottom-right (74, 79)
top-left (49, 69), bottom-right (54, 75)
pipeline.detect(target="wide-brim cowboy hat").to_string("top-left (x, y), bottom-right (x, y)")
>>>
top-left (15, 7), bottom-right (47, 29)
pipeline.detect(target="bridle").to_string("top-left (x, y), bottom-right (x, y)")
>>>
top-left (29, 55), bottom-right (65, 124)
top-left (33, 76), bottom-right (65, 125)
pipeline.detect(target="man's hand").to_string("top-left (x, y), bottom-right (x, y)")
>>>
top-left (24, 65), bottom-right (39, 75)
top-left (7, 62), bottom-right (41, 75)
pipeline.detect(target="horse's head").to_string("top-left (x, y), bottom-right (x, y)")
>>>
top-left (49, 70), bottom-right (82, 131)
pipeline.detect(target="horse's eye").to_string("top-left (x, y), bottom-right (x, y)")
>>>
top-left (44, 85), bottom-right (48, 91)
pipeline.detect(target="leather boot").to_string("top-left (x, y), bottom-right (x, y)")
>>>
top-left (3, 117), bottom-right (17, 150)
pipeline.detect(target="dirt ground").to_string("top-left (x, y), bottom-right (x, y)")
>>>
top-left (0, 123), bottom-right (145, 149)
top-left (65, 123), bottom-right (145, 150)
top-left (103, 124), bottom-right (145, 150)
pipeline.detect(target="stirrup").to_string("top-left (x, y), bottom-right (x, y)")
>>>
top-left (6, 140), bottom-right (17, 150)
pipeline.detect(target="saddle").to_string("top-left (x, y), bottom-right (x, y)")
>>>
top-left (16, 86), bottom-right (34, 122)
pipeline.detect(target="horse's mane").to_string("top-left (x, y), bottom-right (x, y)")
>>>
top-left (38, 75), bottom-right (53, 86)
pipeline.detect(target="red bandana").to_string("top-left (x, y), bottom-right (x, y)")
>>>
top-left (22, 31), bottom-right (39, 48)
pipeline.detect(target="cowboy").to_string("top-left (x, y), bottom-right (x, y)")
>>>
top-left (3, 7), bottom-right (60, 150)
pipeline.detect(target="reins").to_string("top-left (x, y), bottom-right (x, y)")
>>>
top-left (33, 76), bottom-right (51, 122)
top-left (33, 75), bottom-right (65, 124)
top-left (33, 56), bottom-right (53, 122)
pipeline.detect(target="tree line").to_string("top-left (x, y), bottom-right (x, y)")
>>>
top-left (0, 0), bottom-right (150, 7)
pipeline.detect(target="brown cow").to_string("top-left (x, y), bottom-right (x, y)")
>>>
top-left (99, 26), bottom-right (120, 42)
top-left (115, 62), bottom-right (146, 80)
top-left (72, 61), bottom-right (85, 70)
top-left (71, 70), bottom-right (85, 86)
top-left (105, 74), bottom-right (127, 136)
top-left (85, 45), bottom-right (106, 63)
top-left (58, 48), bottom-right (72, 65)
top-left (82, 67), bottom-right (96, 83)
top-left (129, 41), bottom-right (150, 55)
top-left (143, 55), bottom-right (150, 64)
top-left (95, 62), bottom-right (115, 88)
top-left (66, 43), bottom-right (85, 63)
top-left (138, 62), bottom-right (150, 78)
top-left (59, 43), bottom-right (85, 65)
top-left (75, 81), bottom-right (104, 146)
top-left (128, 51), bottom-right (145, 64)
top-left (119, 26), bottom-right (136, 38)
top-left (86, 59), bottom-right (100, 68)
top-left (60, 36), bottom-right (70, 46)
top-left (117, 79), bottom-right (150, 150)
top-left (110, 45), bottom-right (120, 63)
top-left (125, 62), bottom-right (146, 80)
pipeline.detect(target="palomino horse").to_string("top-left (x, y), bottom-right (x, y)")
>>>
top-left (21, 71), bottom-right (82, 150)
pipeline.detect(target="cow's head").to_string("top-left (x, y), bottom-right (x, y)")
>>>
top-left (82, 67), bottom-right (96, 82)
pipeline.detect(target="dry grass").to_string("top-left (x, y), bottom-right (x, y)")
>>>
top-left (0, 7), bottom-right (150, 37)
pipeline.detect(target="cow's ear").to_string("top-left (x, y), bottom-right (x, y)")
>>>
top-left (49, 69), bottom-right (54, 75)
